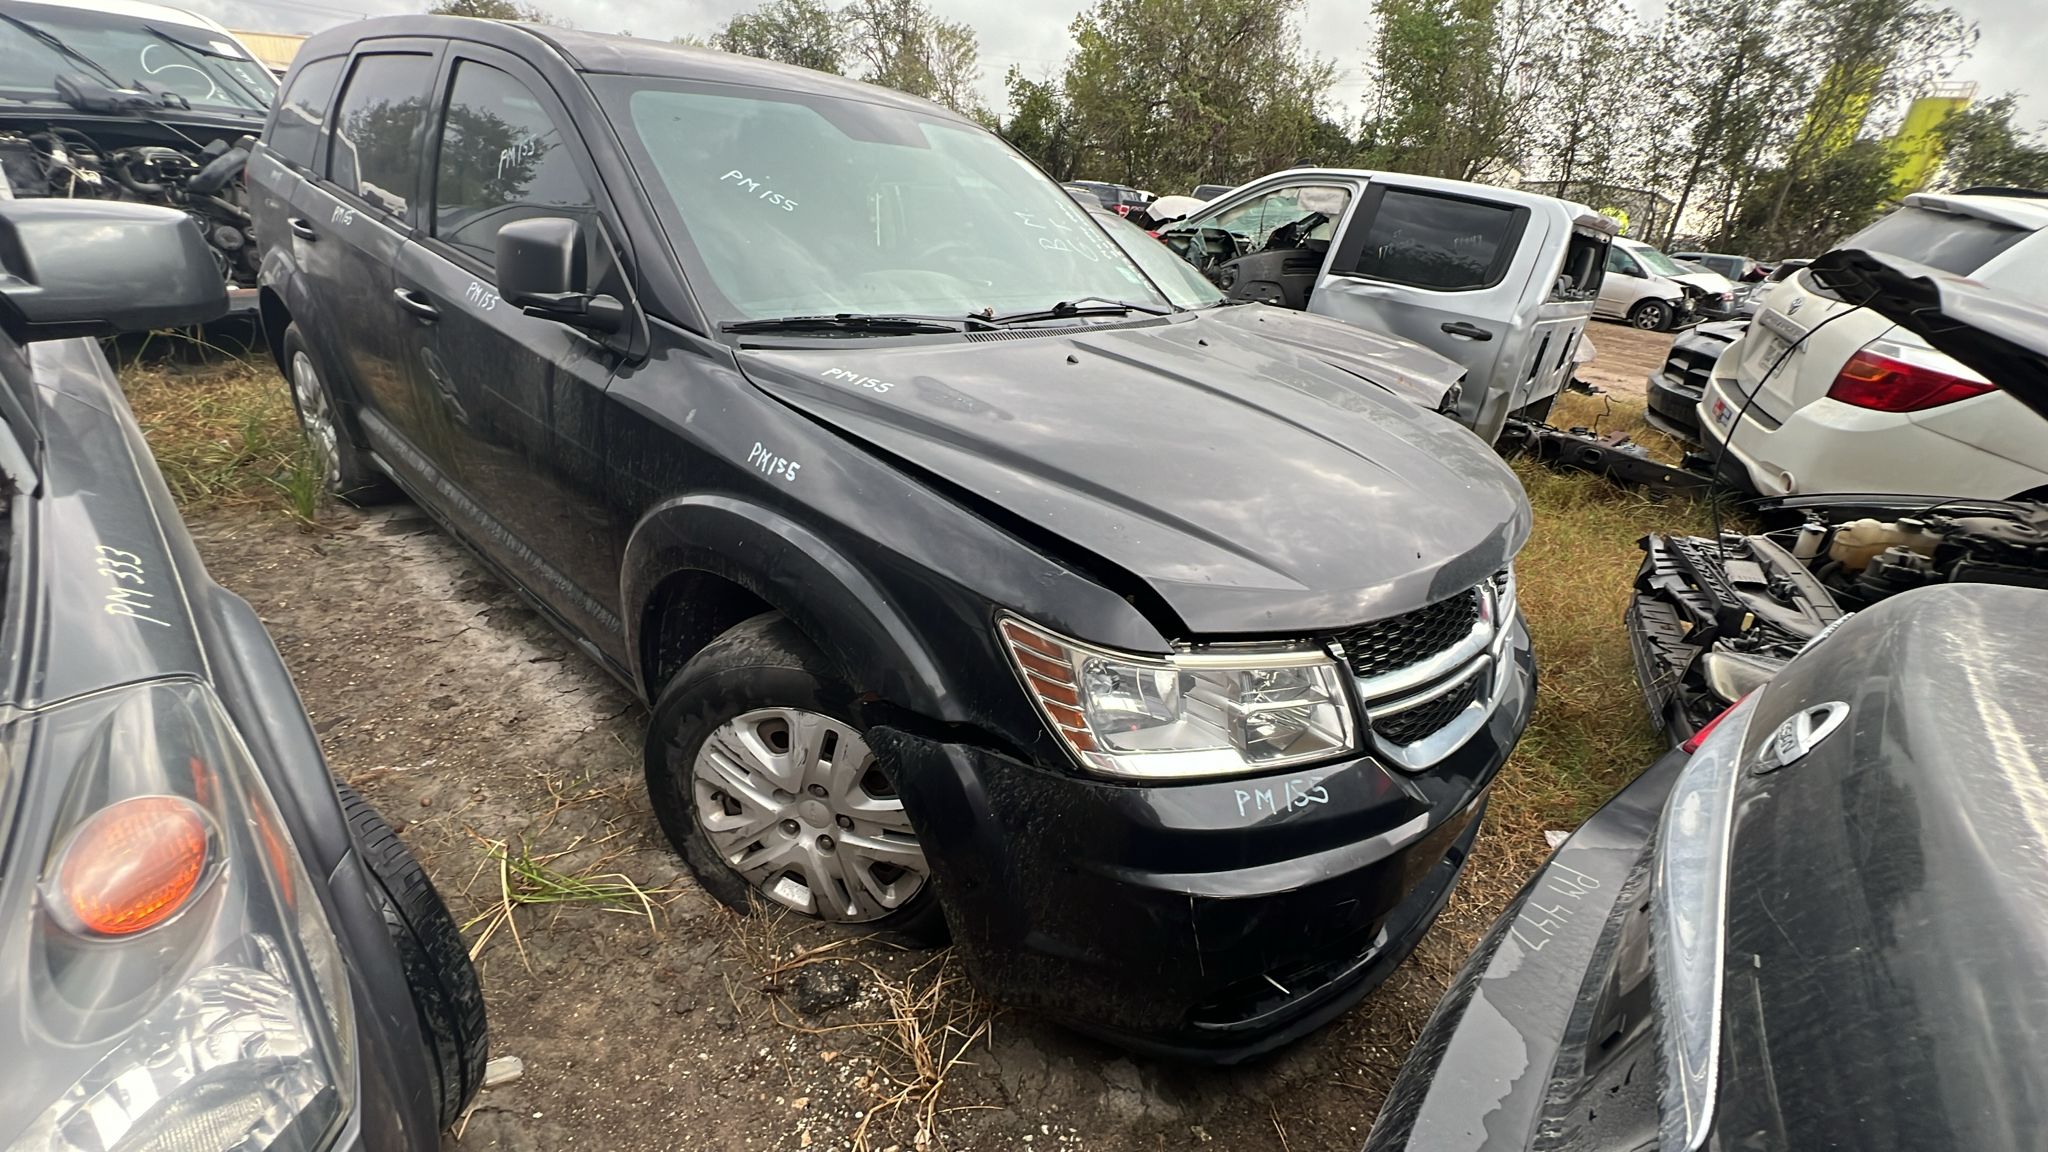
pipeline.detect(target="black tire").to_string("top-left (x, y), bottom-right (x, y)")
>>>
top-left (1628, 299), bottom-right (1672, 332)
top-left (644, 612), bottom-right (947, 944)
top-left (335, 779), bottom-right (488, 1128)
top-left (280, 323), bottom-right (399, 505)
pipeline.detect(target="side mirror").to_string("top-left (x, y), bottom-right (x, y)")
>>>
top-left (496, 216), bottom-right (625, 334)
top-left (0, 200), bottom-right (227, 341)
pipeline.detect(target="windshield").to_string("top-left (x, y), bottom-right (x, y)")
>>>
top-left (0, 4), bottom-right (274, 114)
top-left (600, 78), bottom-right (1169, 323)
top-left (1093, 211), bottom-right (1223, 309)
top-left (1628, 244), bottom-right (1691, 279)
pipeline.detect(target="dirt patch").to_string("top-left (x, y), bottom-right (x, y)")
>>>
top-left (1577, 321), bottom-right (1675, 401)
top-left (188, 504), bottom-right (1569, 1152)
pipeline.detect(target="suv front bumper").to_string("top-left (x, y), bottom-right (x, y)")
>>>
top-left (872, 615), bottom-right (1534, 1063)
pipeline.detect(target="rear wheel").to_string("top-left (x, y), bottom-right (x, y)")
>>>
top-left (281, 323), bottom-right (398, 504)
top-left (335, 779), bottom-right (488, 1128)
top-left (645, 613), bottom-right (945, 942)
top-left (1628, 300), bottom-right (1672, 332)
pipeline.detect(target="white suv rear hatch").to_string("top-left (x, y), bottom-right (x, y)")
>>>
top-left (1730, 194), bottom-right (2044, 421)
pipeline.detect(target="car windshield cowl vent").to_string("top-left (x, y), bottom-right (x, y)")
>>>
top-left (962, 316), bottom-right (1171, 342)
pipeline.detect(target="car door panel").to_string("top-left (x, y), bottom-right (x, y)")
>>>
top-left (1312, 181), bottom-right (1534, 427)
top-left (302, 45), bottom-right (442, 481)
top-left (394, 48), bottom-right (629, 653)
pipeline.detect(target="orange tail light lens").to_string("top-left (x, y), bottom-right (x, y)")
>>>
top-left (55, 795), bottom-right (212, 936)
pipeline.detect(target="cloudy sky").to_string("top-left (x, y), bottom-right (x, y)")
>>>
top-left (189, 0), bottom-right (2046, 132)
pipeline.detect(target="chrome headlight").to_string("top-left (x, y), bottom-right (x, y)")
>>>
top-left (1652, 690), bottom-right (1761, 1152)
top-left (999, 616), bottom-right (1357, 780)
top-left (3, 681), bottom-right (354, 1152)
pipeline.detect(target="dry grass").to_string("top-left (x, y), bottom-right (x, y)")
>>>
top-left (1493, 390), bottom-right (1720, 839)
top-left (113, 338), bottom-right (320, 520)
top-left (725, 905), bottom-right (996, 1151)
top-left (463, 833), bottom-right (668, 967)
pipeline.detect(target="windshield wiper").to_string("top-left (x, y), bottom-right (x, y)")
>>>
top-left (721, 313), bottom-right (992, 336)
top-left (142, 25), bottom-right (271, 111)
top-left (986, 297), bottom-right (1172, 326)
top-left (0, 11), bottom-right (126, 91)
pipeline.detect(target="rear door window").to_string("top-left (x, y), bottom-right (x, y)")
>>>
top-left (1345, 187), bottom-right (1523, 291)
top-left (268, 56), bottom-right (342, 171)
top-left (1844, 205), bottom-right (2030, 275)
top-left (430, 60), bottom-right (596, 267)
top-left (328, 52), bottom-right (438, 218)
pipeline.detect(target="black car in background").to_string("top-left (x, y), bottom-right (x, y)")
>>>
top-left (248, 18), bottom-right (1535, 1061)
top-left (1066, 177), bottom-right (1149, 216)
top-left (0, 200), bottom-right (484, 1148)
top-left (1366, 250), bottom-right (2048, 1150)
top-left (0, 0), bottom-right (277, 309)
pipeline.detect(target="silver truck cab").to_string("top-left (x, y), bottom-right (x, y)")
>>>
top-left (1159, 169), bottom-right (1615, 443)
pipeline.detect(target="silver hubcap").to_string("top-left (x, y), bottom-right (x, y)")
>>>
top-left (691, 708), bottom-right (927, 923)
top-left (290, 350), bottom-right (342, 490)
top-left (1633, 307), bottom-right (1661, 329)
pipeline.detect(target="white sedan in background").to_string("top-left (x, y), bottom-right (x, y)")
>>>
top-left (1697, 190), bottom-right (2048, 499)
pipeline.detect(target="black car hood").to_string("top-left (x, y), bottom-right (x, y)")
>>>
top-left (735, 312), bottom-right (1529, 637)
top-left (1194, 304), bottom-right (1465, 410)
top-left (1715, 583), bottom-right (2048, 1150)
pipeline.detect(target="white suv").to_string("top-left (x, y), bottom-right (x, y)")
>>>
top-left (1698, 190), bottom-right (2048, 499)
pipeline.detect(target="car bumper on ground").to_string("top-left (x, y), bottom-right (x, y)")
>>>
top-left (1362, 744), bottom-right (1687, 1151)
top-left (875, 616), bottom-right (1535, 1063)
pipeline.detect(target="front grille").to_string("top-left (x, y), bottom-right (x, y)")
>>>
top-left (1373, 672), bottom-right (1485, 746)
top-left (1661, 345), bottom-right (1717, 396)
top-left (1332, 590), bottom-right (1482, 680)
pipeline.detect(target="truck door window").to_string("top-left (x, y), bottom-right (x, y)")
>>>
top-left (328, 52), bottom-right (437, 219)
top-left (1346, 188), bottom-right (1519, 291)
top-left (1197, 185), bottom-right (1351, 253)
top-left (268, 56), bottom-right (343, 172)
top-left (431, 60), bottom-right (596, 267)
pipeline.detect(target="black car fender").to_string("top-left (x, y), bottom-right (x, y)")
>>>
top-left (620, 493), bottom-right (956, 716)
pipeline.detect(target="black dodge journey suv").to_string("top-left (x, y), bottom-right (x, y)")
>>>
top-left (249, 16), bottom-right (1535, 1061)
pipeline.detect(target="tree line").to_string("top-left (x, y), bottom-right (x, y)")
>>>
top-left (430, 0), bottom-right (2048, 256)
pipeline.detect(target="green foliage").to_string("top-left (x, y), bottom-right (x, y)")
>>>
top-left (1359, 0), bottom-right (1533, 180)
top-left (712, 0), bottom-right (844, 75)
top-left (1725, 138), bottom-right (1904, 254)
top-left (1048, 0), bottom-right (1334, 193)
top-left (427, 0), bottom-right (561, 23)
top-left (843, 0), bottom-right (985, 116)
top-left (1001, 68), bottom-right (1083, 180)
top-left (1936, 93), bottom-right (2048, 191)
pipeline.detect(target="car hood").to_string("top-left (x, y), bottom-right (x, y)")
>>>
top-left (735, 312), bottom-right (1529, 638)
top-left (1672, 269), bottom-right (1734, 295)
top-left (1193, 304), bottom-right (1465, 409)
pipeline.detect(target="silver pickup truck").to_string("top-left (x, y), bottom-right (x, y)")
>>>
top-left (1159, 169), bottom-right (1616, 444)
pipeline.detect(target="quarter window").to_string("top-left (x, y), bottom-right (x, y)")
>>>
top-left (432, 61), bottom-right (595, 267)
top-left (269, 56), bottom-right (342, 171)
top-left (329, 52), bottom-right (437, 217)
top-left (1347, 188), bottom-right (1520, 291)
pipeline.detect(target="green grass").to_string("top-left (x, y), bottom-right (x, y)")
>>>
top-left (114, 340), bottom-right (314, 517)
top-left (1491, 391), bottom-right (1720, 842)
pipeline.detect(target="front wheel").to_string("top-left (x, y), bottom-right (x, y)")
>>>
top-left (645, 613), bottom-right (945, 941)
top-left (1628, 299), bottom-right (1672, 331)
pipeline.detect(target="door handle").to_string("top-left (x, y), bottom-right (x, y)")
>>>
top-left (392, 288), bottom-right (440, 323)
top-left (287, 217), bottom-right (317, 241)
top-left (1441, 321), bottom-right (1493, 341)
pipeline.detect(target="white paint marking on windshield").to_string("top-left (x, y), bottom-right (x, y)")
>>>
top-left (720, 169), bottom-right (797, 212)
